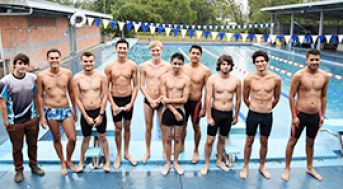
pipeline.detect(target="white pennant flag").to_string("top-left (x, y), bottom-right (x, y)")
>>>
top-left (181, 29), bottom-right (187, 38)
top-left (325, 35), bottom-right (331, 42)
top-left (165, 28), bottom-right (172, 36)
top-left (270, 34), bottom-right (277, 43)
top-left (241, 33), bottom-right (248, 43)
top-left (102, 19), bottom-right (110, 29)
top-left (311, 35), bottom-right (318, 43)
top-left (118, 21), bottom-right (125, 31)
top-left (284, 35), bottom-right (291, 43)
top-left (196, 30), bottom-right (203, 40)
top-left (149, 25), bottom-right (156, 35)
top-left (259, 24), bottom-right (264, 28)
top-left (254, 24), bottom-right (259, 28)
top-left (192, 25), bottom-right (195, 29)
top-left (211, 32), bottom-right (218, 40)
top-left (339, 34), bottom-right (343, 43)
top-left (243, 25), bottom-right (247, 29)
top-left (298, 35), bottom-right (305, 43)
top-left (133, 22), bottom-right (141, 33)
top-left (256, 34), bottom-right (262, 43)
top-left (87, 17), bottom-right (94, 26)
top-left (237, 25), bottom-right (241, 29)
top-left (221, 26), bottom-right (225, 29)
top-left (209, 25), bottom-right (213, 30)
top-left (226, 33), bottom-right (233, 42)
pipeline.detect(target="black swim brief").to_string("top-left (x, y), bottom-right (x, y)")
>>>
top-left (246, 110), bottom-right (273, 137)
top-left (161, 108), bottom-right (185, 126)
top-left (184, 99), bottom-right (202, 124)
top-left (144, 98), bottom-right (162, 110)
top-left (81, 107), bottom-right (107, 137)
top-left (112, 95), bottom-right (133, 122)
top-left (207, 108), bottom-right (233, 137)
top-left (291, 111), bottom-right (320, 140)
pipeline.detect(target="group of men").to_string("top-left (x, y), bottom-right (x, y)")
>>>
top-left (0, 38), bottom-right (329, 183)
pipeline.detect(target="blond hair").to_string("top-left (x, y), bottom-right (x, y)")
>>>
top-left (149, 41), bottom-right (163, 50)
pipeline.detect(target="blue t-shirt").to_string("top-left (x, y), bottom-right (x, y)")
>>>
top-left (0, 73), bottom-right (38, 125)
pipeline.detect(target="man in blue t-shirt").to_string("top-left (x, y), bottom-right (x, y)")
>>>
top-left (0, 53), bottom-right (45, 183)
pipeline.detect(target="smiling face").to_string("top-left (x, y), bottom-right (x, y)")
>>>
top-left (116, 42), bottom-right (128, 59)
top-left (189, 48), bottom-right (202, 64)
top-left (253, 56), bottom-right (268, 72)
top-left (306, 54), bottom-right (320, 71)
top-left (171, 57), bottom-right (184, 74)
top-left (47, 52), bottom-right (61, 69)
top-left (150, 46), bottom-right (162, 62)
top-left (13, 60), bottom-right (28, 76)
top-left (81, 55), bottom-right (95, 72)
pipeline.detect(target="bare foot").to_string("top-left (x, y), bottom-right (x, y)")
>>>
top-left (174, 163), bottom-right (184, 175)
top-left (281, 168), bottom-right (290, 182)
top-left (216, 161), bottom-right (230, 172)
top-left (306, 168), bottom-right (322, 181)
top-left (259, 167), bottom-right (271, 179)
top-left (141, 153), bottom-right (151, 164)
top-left (125, 154), bottom-right (137, 166)
top-left (161, 163), bottom-right (171, 176)
top-left (192, 151), bottom-right (199, 164)
top-left (60, 164), bottom-right (68, 175)
top-left (76, 163), bottom-right (84, 173)
top-left (66, 161), bottom-right (77, 172)
top-left (113, 156), bottom-right (122, 170)
top-left (240, 167), bottom-right (248, 179)
top-left (200, 164), bottom-right (209, 176)
top-left (103, 163), bottom-right (111, 173)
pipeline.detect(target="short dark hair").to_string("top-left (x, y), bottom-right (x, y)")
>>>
top-left (116, 38), bottom-right (129, 48)
top-left (170, 52), bottom-right (184, 63)
top-left (216, 55), bottom-right (234, 71)
top-left (306, 48), bottom-right (320, 59)
top-left (13, 53), bottom-right (30, 65)
top-left (189, 44), bottom-right (202, 54)
top-left (252, 50), bottom-right (268, 64)
top-left (80, 51), bottom-right (95, 60)
top-left (47, 48), bottom-right (61, 58)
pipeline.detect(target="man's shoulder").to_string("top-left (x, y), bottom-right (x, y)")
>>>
top-left (318, 69), bottom-right (329, 78)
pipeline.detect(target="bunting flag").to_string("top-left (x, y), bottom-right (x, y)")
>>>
top-left (111, 21), bottom-right (117, 29)
top-left (291, 34), bottom-right (297, 42)
top-left (249, 34), bottom-right (255, 42)
top-left (219, 32), bottom-right (225, 41)
top-left (325, 35), bottom-right (331, 43)
top-left (255, 34), bottom-right (262, 43)
top-left (87, 17), bottom-right (94, 26)
top-left (181, 29), bottom-right (187, 38)
top-left (339, 34), bottom-right (343, 43)
top-left (241, 33), bottom-right (248, 43)
top-left (102, 19), bottom-right (110, 29)
top-left (141, 23), bottom-right (148, 33)
top-left (173, 28), bottom-right (179, 37)
top-left (319, 35), bottom-right (325, 43)
top-left (277, 35), bottom-right (284, 43)
top-left (311, 35), bottom-right (318, 43)
top-left (263, 34), bottom-right (269, 42)
top-left (270, 35), bottom-right (276, 43)
top-left (133, 22), bottom-right (141, 32)
top-left (126, 21), bottom-right (133, 32)
top-left (305, 35), bottom-right (311, 43)
top-left (165, 27), bottom-right (172, 36)
top-left (204, 31), bottom-right (210, 39)
top-left (189, 29), bottom-right (194, 38)
top-left (298, 35), bottom-right (305, 43)
top-left (158, 24), bottom-right (164, 35)
top-left (95, 18), bottom-right (101, 27)
top-left (332, 35), bottom-right (337, 43)
top-left (226, 33), bottom-right (233, 42)
top-left (118, 21), bottom-right (125, 31)
top-left (150, 25), bottom-right (156, 35)
top-left (234, 33), bottom-right (240, 41)
top-left (284, 35), bottom-right (290, 43)
top-left (211, 32), bottom-right (218, 40)
top-left (196, 30), bottom-right (203, 39)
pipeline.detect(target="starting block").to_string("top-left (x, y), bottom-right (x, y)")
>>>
top-left (321, 119), bottom-right (343, 155)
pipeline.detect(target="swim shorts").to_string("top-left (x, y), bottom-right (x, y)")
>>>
top-left (161, 108), bottom-right (185, 126)
top-left (81, 107), bottom-right (107, 137)
top-left (184, 99), bottom-right (202, 124)
top-left (246, 110), bottom-right (273, 137)
top-left (207, 108), bottom-right (233, 137)
top-left (44, 107), bottom-right (73, 122)
top-left (112, 95), bottom-right (133, 122)
top-left (291, 111), bottom-right (320, 140)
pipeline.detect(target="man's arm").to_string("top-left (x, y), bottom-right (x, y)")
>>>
top-left (0, 98), bottom-right (8, 127)
top-left (272, 76), bottom-right (282, 108)
top-left (139, 64), bottom-right (152, 102)
top-left (206, 76), bottom-right (214, 125)
top-left (160, 75), bottom-right (179, 114)
top-left (200, 68), bottom-right (211, 117)
top-left (104, 65), bottom-right (119, 111)
top-left (37, 74), bottom-right (46, 128)
top-left (243, 76), bottom-right (251, 108)
top-left (128, 64), bottom-right (139, 107)
top-left (233, 79), bottom-right (242, 125)
top-left (320, 74), bottom-right (329, 125)
top-left (289, 73), bottom-right (301, 127)
top-left (67, 71), bottom-right (77, 120)
top-left (72, 76), bottom-right (88, 120)
top-left (100, 74), bottom-right (109, 115)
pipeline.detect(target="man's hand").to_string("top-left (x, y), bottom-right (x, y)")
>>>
top-left (292, 116), bottom-right (300, 128)
top-left (319, 116), bottom-right (325, 127)
top-left (85, 116), bottom-right (95, 126)
top-left (232, 116), bottom-right (238, 125)
top-left (94, 116), bottom-right (103, 127)
top-left (111, 104), bottom-right (121, 116)
top-left (40, 117), bottom-right (47, 129)
top-left (4, 120), bottom-right (9, 128)
top-left (199, 108), bottom-right (206, 117)
top-left (208, 117), bottom-right (215, 126)
top-left (174, 111), bottom-right (183, 122)
top-left (124, 102), bottom-right (133, 111)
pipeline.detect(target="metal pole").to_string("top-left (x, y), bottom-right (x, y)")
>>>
top-left (290, 13), bottom-right (294, 36)
top-left (270, 14), bottom-right (275, 35)
top-left (318, 10), bottom-right (324, 50)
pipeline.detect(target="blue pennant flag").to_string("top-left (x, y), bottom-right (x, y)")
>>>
top-left (224, 25), bottom-right (227, 29)
top-left (292, 34), bottom-right (297, 42)
top-left (332, 35), bottom-right (337, 43)
top-left (263, 34), bottom-right (269, 42)
top-left (171, 24), bottom-right (175, 28)
top-left (95, 18), bottom-right (101, 27)
top-left (183, 24), bottom-right (187, 29)
top-left (249, 34), bottom-right (255, 42)
top-left (204, 31), bottom-right (210, 39)
top-left (234, 33), bottom-right (240, 41)
top-left (277, 35), bottom-right (284, 42)
top-left (111, 21), bottom-right (117, 29)
top-left (189, 29), bottom-right (194, 38)
top-left (126, 21), bottom-right (133, 32)
top-left (219, 32), bottom-right (225, 41)
top-left (141, 23), bottom-right (148, 33)
top-left (235, 25), bottom-right (238, 29)
top-left (158, 24), bottom-right (164, 35)
top-left (305, 35), bottom-right (311, 43)
top-left (319, 35), bottom-right (324, 43)
top-left (173, 28), bottom-right (179, 37)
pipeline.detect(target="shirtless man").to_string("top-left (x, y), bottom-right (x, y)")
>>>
top-left (73, 52), bottom-right (110, 172)
top-left (240, 50), bottom-right (281, 179)
top-left (182, 45), bottom-right (211, 164)
top-left (140, 41), bottom-right (170, 163)
top-left (201, 55), bottom-right (241, 175)
top-left (37, 49), bottom-right (78, 175)
top-left (160, 52), bottom-right (190, 175)
top-left (104, 38), bottom-right (138, 169)
top-left (281, 49), bottom-right (329, 181)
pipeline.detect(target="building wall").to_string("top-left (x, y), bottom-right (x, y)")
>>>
top-left (0, 14), bottom-right (101, 70)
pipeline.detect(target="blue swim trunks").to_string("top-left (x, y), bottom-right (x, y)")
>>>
top-left (44, 107), bottom-right (73, 122)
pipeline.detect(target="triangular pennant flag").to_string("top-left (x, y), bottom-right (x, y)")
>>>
top-left (102, 19), bottom-right (110, 29)
top-left (192, 25), bottom-right (195, 29)
top-left (292, 34), bottom-right (297, 42)
top-left (226, 33), bottom-right (233, 42)
top-left (332, 35), bottom-right (337, 43)
top-left (325, 35), bottom-right (331, 42)
top-left (126, 21), bottom-right (133, 32)
top-left (249, 34), bottom-right (255, 42)
top-left (311, 35), bottom-right (318, 43)
top-left (305, 35), bottom-right (311, 43)
top-left (211, 32), bottom-right (218, 40)
top-left (158, 24), bottom-right (164, 35)
top-left (95, 18), bottom-right (101, 27)
top-left (338, 34), bottom-right (343, 43)
top-left (298, 35), bottom-right (305, 43)
top-left (219, 32), bottom-right (225, 41)
top-left (256, 34), bottom-right (262, 43)
top-left (141, 23), bottom-right (148, 33)
top-left (319, 35), bottom-right (324, 43)
top-left (234, 33), bottom-right (240, 41)
top-left (173, 28), bottom-right (179, 37)
top-left (270, 35), bottom-right (276, 43)
top-left (189, 29), bottom-right (194, 38)
top-left (284, 35), bottom-right (290, 43)
top-left (241, 33), bottom-right (248, 42)
top-left (277, 35), bottom-right (284, 43)
top-left (118, 21), bottom-right (125, 31)
top-left (165, 28), bottom-right (172, 36)
top-left (204, 31), bottom-right (210, 39)
top-left (150, 25), bottom-right (156, 35)
top-left (181, 29), bottom-right (187, 38)
top-left (237, 25), bottom-right (241, 29)
top-left (243, 24), bottom-right (247, 29)
top-left (87, 17), bottom-right (94, 26)
top-left (254, 24), bottom-right (259, 28)
top-left (263, 34), bottom-right (269, 42)
top-left (259, 24), bottom-right (264, 28)
top-left (196, 30), bottom-right (203, 39)
top-left (133, 22), bottom-right (141, 32)
top-left (111, 21), bottom-right (117, 29)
